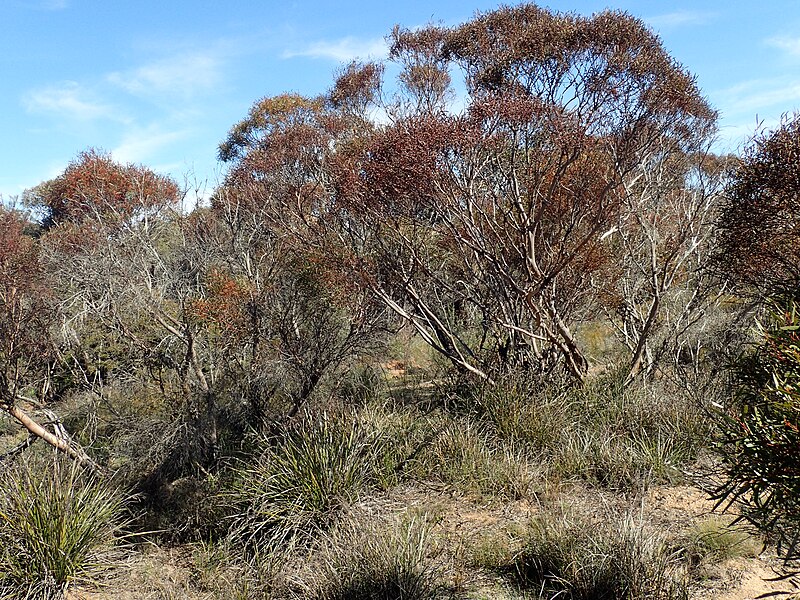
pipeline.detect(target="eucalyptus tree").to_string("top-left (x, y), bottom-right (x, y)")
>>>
top-left (220, 5), bottom-right (717, 385)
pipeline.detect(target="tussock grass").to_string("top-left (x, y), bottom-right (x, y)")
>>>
top-left (475, 371), bottom-right (708, 490)
top-left (0, 457), bottom-right (129, 599)
top-left (299, 514), bottom-right (451, 600)
top-left (189, 539), bottom-right (285, 600)
top-left (227, 411), bottom-right (392, 550)
top-left (419, 419), bottom-right (538, 500)
top-left (357, 399), bottom-right (538, 500)
top-left (357, 400), bottom-right (435, 489)
top-left (683, 517), bottom-right (762, 564)
top-left (512, 509), bottom-right (688, 600)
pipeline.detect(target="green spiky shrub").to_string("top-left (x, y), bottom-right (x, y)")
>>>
top-left (228, 411), bottom-right (391, 550)
top-left (0, 457), bottom-right (128, 599)
top-left (716, 292), bottom-right (800, 560)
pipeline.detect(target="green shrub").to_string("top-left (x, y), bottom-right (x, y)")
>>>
top-left (0, 458), bottom-right (128, 599)
top-left (227, 411), bottom-right (391, 549)
top-left (716, 292), bottom-right (800, 560)
top-left (512, 510), bottom-right (687, 600)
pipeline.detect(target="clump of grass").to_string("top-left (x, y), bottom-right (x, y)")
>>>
top-left (512, 509), bottom-right (688, 600)
top-left (476, 377), bottom-right (571, 452)
top-left (227, 411), bottom-right (391, 550)
top-left (683, 517), bottom-right (762, 565)
top-left (338, 364), bottom-right (386, 408)
top-left (301, 514), bottom-right (451, 600)
top-left (419, 419), bottom-right (537, 500)
top-left (191, 539), bottom-right (286, 600)
top-left (0, 457), bottom-right (129, 599)
top-left (475, 371), bottom-right (708, 491)
top-left (357, 400), bottom-right (436, 489)
top-left (469, 528), bottom-right (520, 571)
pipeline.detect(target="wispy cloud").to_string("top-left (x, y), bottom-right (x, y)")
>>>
top-left (646, 10), bottom-right (716, 29)
top-left (716, 78), bottom-right (800, 116)
top-left (767, 35), bottom-right (800, 57)
top-left (22, 81), bottom-right (120, 121)
top-left (712, 77), bottom-right (800, 151)
top-left (107, 52), bottom-right (224, 99)
top-left (284, 36), bottom-right (388, 62)
top-left (111, 123), bottom-right (188, 164)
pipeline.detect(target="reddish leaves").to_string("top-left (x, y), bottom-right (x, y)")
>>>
top-left (32, 149), bottom-right (179, 229)
top-left (0, 209), bottom-right (53, 402)
top-left (330, 61), bottom-right (384, 114)
top-left (216, 3), bottom-right (717, 382)
top-left (717, 115), bottom-right (800, 294)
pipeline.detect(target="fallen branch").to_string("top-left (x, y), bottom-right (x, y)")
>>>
top-left (3, 401), bottom-right (100, 472)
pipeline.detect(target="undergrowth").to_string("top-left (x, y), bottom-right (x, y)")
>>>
top-left (474, 371), bottom-right (709, 490)
top-left (299, 513), bottom-right (452, 600)
top-left (226, 410), bottom-right (393, 550)
top-left (511, 508), bottom-right (688, 600)
top-left (0, 457), bottom-right (129, 600)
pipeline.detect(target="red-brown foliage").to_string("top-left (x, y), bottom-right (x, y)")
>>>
top-left (716, 115), bottom-right (800, 294)
top-left (0, 209), bottom-right (53, 403)
top-left (32, 149), bottom-right (179, 229)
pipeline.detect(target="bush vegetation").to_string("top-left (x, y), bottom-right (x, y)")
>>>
top-left (510, 510), bottom-right (688, 600)
top-left (0, 457), bottom-right (129, 599)
top-left (715, 292), bottom-right (800, 560)
top-left (227, 410), bottom-right (393, 550)
top-left (2, 4), bottom-right (800, 599)
top-left (299, 515), bottom-right (451, 600)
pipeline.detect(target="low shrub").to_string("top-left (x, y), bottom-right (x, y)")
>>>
top-left (476, 371), bottom-right (708, 490)
top-left (714, 292), bottom-right (800, 560)
top-left (0, 457), bottom-right (129, 599)
top-left (227, 411), bottom-right (391, 550)
top-left (512, 509), bottom-right (687, 600)
top-left (682, 517), bottom-right (761, 566)
top-left (301, 514), bottom-right (451, 600)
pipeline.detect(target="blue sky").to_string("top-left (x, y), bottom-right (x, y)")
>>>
top-left (2, 1), bottom-right (800, 203)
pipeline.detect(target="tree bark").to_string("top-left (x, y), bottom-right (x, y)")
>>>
top-left (4, 403), bottom-right (99, 471)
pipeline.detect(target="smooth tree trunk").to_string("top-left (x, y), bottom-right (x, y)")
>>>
top-left (5, 403), bottom-right (99, 471)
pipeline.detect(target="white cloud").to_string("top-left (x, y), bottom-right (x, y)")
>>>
top-left (111, 124), bottom-right (188, 164)
top-left (716, 78), bottom-right (800, 116)
top-left (646, 10), bottom-right (716, 29)
top-left (711, 77), bottom-right (800, 152)
top-left (767, 35), bottom-right (800, 57)
top-left (22, 81), bottom-right (119, 121)
top-left (107, 52), bottom-right (224, 99)
top-left (284, 36), bottom-right (388, 62)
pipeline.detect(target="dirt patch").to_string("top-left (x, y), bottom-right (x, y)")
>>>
top-left (693, 558), bottom-right (799, 600)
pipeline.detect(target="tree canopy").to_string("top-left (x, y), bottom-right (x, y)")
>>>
top-left (218, 4), bottom-right (717, 384)
top-left (716, 114), bottom-right (800, 296)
